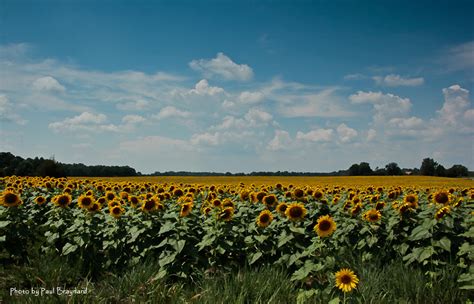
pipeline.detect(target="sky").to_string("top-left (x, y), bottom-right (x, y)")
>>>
top-left (0, 0), bottom-right (473, 173)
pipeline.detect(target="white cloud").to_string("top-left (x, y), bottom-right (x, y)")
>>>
top-left (189, 52), bottom-right (253, 81)
top-left (244, 108), bottom-right (273, 125)
top-left (443, 41), bottom-right (474, 71)
top-left (48, 112), bottom-right (119, 133)
top-left (238, 91), bottom-right (265, 104)
top-left (336, 123), bottom-right (358, 143)
top-left (32, 76), bottom-right (66, 92)
top-left (267, 130), bottom-right (292, 151)
top-left (188, 79), bottom-right (225, 96)
top-left (367, 129), bottom-right (377, 142)
top-left (122, 114), bottom-right (146, 124)
top-left (0, 94), bottom-right (27, 125)
top-left (438, 84), bottom-right (470, 126)
top-left (373, 74), bottom-right (424, 87)
top-left (190, 132), bottom-right (220, 146)
top-left (343, 73), bottom-right (366, 80)
top-left (117, 99), bottom-right (149, 111)
top-left (277, 88), bottom-right (356, 118)
top-left (153, 106), bottom-right (191, 120)
top-left (388, 116), bottom-right (424, 129)
top-left (296, 128), bottom-right (333, 142)
top-left (349, 91), bottom-right (412, 122)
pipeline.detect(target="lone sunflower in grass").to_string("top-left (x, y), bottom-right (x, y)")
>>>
top-left (335, 268), bottom-right (359, 293)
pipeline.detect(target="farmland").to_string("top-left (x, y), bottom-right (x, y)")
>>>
top-left (1, 175), bottom-right (473, 303)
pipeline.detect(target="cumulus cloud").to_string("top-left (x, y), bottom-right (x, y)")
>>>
top-left (296, 128), bottom-right (333, 142)
top-left (122, 114), bottom-right (146, 125)
top-left (0, 94), bottom-right (27, 125)
top-left (48, 112), bottom-right (119, 133)
top-left (190, 132), bottom-right (220, 146)
top-left (349, 91), bottom-right (412, 122)
top-left (244, 108), bottom-right (273, 125)
top-left (373, 74), bottom-right (424, 87)
top-left (189, 52), bottom-right (253, 81)
top-left (277, 88), bottom-right (356, 118)
top-left (443, 41), bottom-right (474, 71)
top-left (336, 123), bottom-right (358, 143)
top-left (153, 106), bottom-right (191, 120)
top-left (238, 91), bottom-right (265, 104)
top-left (388, 116), bottom-right (424, 129)
top-left (438, 84), bottom-right (470, 126)
top-left (267, 130), bottom-right (292, 151)
top-left (32, 76), bottom-right (66, 92)
top-left (188, 79), bottom-right (225, 96)
top-left (366, 129), bottom-right (377, 142)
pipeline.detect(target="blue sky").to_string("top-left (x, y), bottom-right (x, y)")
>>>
top-left (1, 0), bottom-right (473, 173)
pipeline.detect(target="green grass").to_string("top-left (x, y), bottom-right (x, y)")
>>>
top-left (1, 257), bottom-right (473, 304)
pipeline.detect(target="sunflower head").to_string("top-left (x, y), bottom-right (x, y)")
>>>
top-left (212, 199), bottom-right (222, 208)
top-left (435, 206), bottom-right (450, 220)
top-left (141, 199), bottom-right (157, 213)
top-left (180, 202), bottom-right (193, 217)
top-left (285, 202), bottom-right (307, 221)
top-left (89, 202), bottom-right (101, 212)
top-left (34, 195), bottom-right (47, 205)
top-left (53, 193), bottom-right (72, 208)
top-left (293, 188), bottom-right (305, 199)
top-left (363, 209), bottom-right (382, 223)
top-left (276, 202), bottom-right (288, 215)
top-left (335, 268), bottom-right (359, 293)
top-left (128, 195), bottom-right (140, 208)
top-left (105, 191), bottom-right (116, 201)
top-left (1, 191), bottom-right (22, 207)
top-left (404, 194), bottom-right (419, 208)
top-left (262, 194), bottom-right (278, 208)
top-left (375, 201), bottom-right (385, 210)
top-left (257, 210), bottom-right (273, 227)
top-left (433, 190), bottom-right (451, 205)
top-left (240, 190), bottom-right (250, 201)
top-left (314, 215), bottom-right (336, 238)
top-left (218, 207), bottom-right (234, 221)
top-left (78, 195), bottom-right (93, 209)
top-left (110, 205), bottom-right (124, 218)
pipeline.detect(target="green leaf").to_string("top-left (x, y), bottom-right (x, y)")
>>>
top-left (62, 243), bottom-right (78, 255)
top-left (254, 235), bottom-right (268, 243)
top-left (409, 225), bottom-right (431, 241)
top-left (278, 233), bottom-right (294, 248)
top-left (249, 252), bottom-right (262, 265)
top-left (159, 253), bottom-right (177, 267)
top-left (159, 222), bottom-right (175, 235)
top-left (0, 220), bottom-right (10, 228)
top-left (196, 234), bottom-right (216, 250)
top-left (434, 237), bottom-right (451, 252)
top-left (328, 297), bottom-right (341, 304)
top-left (0, 235), bottom-right (5, 242)
top-left (417, 247), bottom-right (434, 262)
top-left (290, 226), bottom-right (305, 234)
top-left (174, 240), bottom-right (186, 254)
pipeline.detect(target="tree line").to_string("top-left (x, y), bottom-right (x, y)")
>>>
top-left (0, 152), bottom-right (138, 177)
top-left (0, 152), bottom-right (470, 178)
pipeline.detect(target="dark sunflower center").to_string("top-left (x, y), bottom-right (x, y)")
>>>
top-left (319, 220), bottom-right (331, 231)
top-left (289, 206), bottom-right (303, 218)
top-left (182, 205), bottom-right (190, 212)
top-left (144, 200), bottom-right (155, 210)
top-left (107, 194), bottom-right (115, 200)
top-left (57, 196), bottom-right (69, 205)
top-left (260, 214), bottom-right (270, 223)
top-left (314, 192), bottom-right (323, 199)
top-left (81, 197), bottom-right (92, 206)
top-left (37, 197), bottom-right (45, 203)
top-left (406, 196), bottom-right (416, 203)
top-left (130, 197), bottom-right (138, 204)
top-left (294, 190), bottom-right (304, 197)
top-left (341, 274), bottom-right (352, 284)
top-left (369, 213), bottom-right (379, 220)
top-left (112, 207), bottom-right (121, 214)
top-left (435, 193), bottom-right (449, 204)
top-left (278, 205), bottom-right (287, 212)
top-left (264, 196), bottom-right (276, 204)
top-left (5, 193), bottom-right (18, 204)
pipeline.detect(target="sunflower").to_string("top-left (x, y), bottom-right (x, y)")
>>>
top-left (404, 194), bottom-right (419, 208)
top-left (202, 206), bottom-right (212, 216)
top-left (212, 199), bottom-right (222, 208)
top-left (262, 194), bottom-right (278, 208)
top-left (78, 195), bottom-right (93, 209)
top-left (256, 209), bottom-right (273, 227)
top-left (375, 201), bottom-right (385, 210)
top-left (276, 202), bottom-right (288, 215)
top-left (128, 195), bottom-right (140, 208)
top-left (52, 193), bottom-right (72, 208)
top-left (435, 206), bottom-right (450, 220)
top-left (313, 189), bottom-right (324, 200)
top-left (350, 204), bottom-right (362, 216)
top-left (34, 195), bottom-right (47, 205)
top-left (255, 191), bottom-right (267, 202)
top-left (0, 191), bottom-right (22, 207)
top-left (110, 205), bottom-right (124, 218)
top-left (285, 202), bottom-right (307, 221)
top-left (363, 209), bottom-right (382, 223)
top-left (89, 202), bottom-right (101, 212)
top-left (222, 199), bottom-right (235, 209)
top-left (335, 268), bottom-right (359, 293)
top-left (180, 202), bottom-right (193, 217)
top-left (398, 202), bottom-right (411, 215)
top-left (173, 188), bottom-right (184, 197)
top-left (105, 191), bottom-right (116, 201)
top-left (219, 207), bottom-right (234, 221)
top-left (141, 199), bottom-right (157, 213)
top-left (240, 190), bottom-right (250, 201)
top-left (293, 188), bottom-right (305, 200)
top-left (433, 190), bottom-right (451, 205)
top-left (314, 215), bottom-right (336, 237)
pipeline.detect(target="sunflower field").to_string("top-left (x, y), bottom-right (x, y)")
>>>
top-left (1, 176), bottom-right (473, 303)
